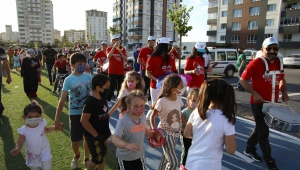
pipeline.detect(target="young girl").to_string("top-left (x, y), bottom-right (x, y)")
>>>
top-left (150, 74), bottom-right (185, 170)
top-left (112, 90), bottom-right (158, 170)
top-left (180, 89), bottom-right (199, 170)
top-left (13, 51), bottom-right (20, 71)
top-left (108, 71), bottom-right (143, 117)
top-left (10, 100), bottom-right (62, 170)
top-left (184, 78), bottom-right (237, 170)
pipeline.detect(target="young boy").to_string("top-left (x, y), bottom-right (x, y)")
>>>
top-left (52, 53), bottom-right (68, 93)
top-left (54, 53), bottom-right (93, 169)
top-left (81, 74), bottom-right (111, 170)
top-left (124, 59), bottom-right (134, 73)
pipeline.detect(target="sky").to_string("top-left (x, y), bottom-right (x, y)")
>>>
top-left (0, 0), bottom-right (208, 42)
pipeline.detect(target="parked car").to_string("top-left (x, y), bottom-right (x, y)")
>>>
top-left (283, 54), bottom-right (300, 68)
top-left (244, 50), bottom-right (257, 63)
top-left (181, 51), bottom-right (191, 59)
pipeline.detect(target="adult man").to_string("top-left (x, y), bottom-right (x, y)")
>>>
top-left (168, 38), bottom-right (180, 73)
top-left (133, 44), bottom-right (141, 72)
top-left (0, 47), bottom-right (12, 115)
top-left (240, 37), bottom-right (289, 170)
top-left (236, 47), bottom-right (247, 91)
top-left (93, 41), bottom-right (108, 73)
top-left (106, 35), bottom-right (127, 107)
top-left (202, 47), bottom-right (211, 80)
top-left (137, 36), bottom-right (156, 104)
top-left (42, 43), bottom-right (58, 85)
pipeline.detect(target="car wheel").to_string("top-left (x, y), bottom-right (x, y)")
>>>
top-left (225, 67), bottom-right (235, 78)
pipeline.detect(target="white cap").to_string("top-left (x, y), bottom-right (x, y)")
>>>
top-left (156, 38), bottom-right (160, 44)
top-left (262, 37), bottom-right (279, 47)
top-left (148, 36), bottom-right (155, 41)
top-left (101, 41), bottom-right (107, 45)
top-left (159, 37), bottom-right (169, 44)
top-left (195, 41), bottom-right (206, 52)
top-left (168, 38), bottom-right (173, 42)
top-left (111, 35), bottom-right (120, 40)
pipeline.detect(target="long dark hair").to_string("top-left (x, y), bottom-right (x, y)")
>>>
top-left (205, 47), bottom-right (209, 54)
top-left (23, 100), bottom-right (43, 117)
top-left (197, 78), bottom-right (236, 125)
top-left (188, 47), bottom-right (204, 63)
top-left (151, 43), bottom-right (170, 66)
top-left (157, 74), bottom-right (182, 99)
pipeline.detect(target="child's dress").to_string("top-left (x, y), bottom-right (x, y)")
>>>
top-left (17, 118), bottom-right (52, 169)
top-left (13, 55), bottom-right (20, 67)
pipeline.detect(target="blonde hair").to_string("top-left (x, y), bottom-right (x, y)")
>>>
top-left (119, 71), bottom-right (144, 93)
top-left (120, 90), bottom-right (146, 112)
top-left (185, 89), bottom-right (199, 107)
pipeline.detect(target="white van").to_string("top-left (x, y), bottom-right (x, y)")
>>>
top-left (176, 48), bottom-right (238, 78)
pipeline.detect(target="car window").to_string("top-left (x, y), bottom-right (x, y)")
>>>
top-left (290, 55), bottom-right (300, 58)
top-left (210, 52), bottom-right (215, 61)
top-left (244, 51), bottom-right (251, 56)
top-left (227, 51), bottom-right (237, 60)
top-left (253, 52), bottom-right (257, 56)
top-left (217, 51), bottom-right (226, 61)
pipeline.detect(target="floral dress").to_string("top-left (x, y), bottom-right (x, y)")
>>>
top-left (17, 118), bottom-right (52, 168)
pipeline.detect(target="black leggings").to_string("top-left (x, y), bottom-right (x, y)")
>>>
top-left (142, 70), bottom-right (151, 101)
top-left (107, 74), bottom-right (124, 101)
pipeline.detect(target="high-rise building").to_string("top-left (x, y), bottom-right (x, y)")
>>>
top-left (16, 0), bottom-right (55, 45)
top-left (5, 25), bottom-right (12, 41)
top-left (206, 0), bottom-right (300, 56)
top-left (64, 30), bottom-right (85, 44)
top-left (54, 29), bottom-right (61, 41)
top-left (85, 10), bottom-right (108, 47)
top-left (112, 0), bottom-right (180, 49)
top-left (0, 33), bottom-right (6, 41)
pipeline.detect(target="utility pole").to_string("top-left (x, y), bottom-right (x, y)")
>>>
top-left (162, 0), bottom-right (167, 37)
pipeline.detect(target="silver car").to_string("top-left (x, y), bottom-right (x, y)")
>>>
top-left (283, 54), bottom-right (300, 68)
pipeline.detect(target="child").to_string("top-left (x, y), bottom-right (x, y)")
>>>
top-left (13, 51), bottom-right (20, 71)
top-left (112, 90), bottom-right (158, 170)
top-left (108, 71), bottom-right (143, 118)
top-left (81, 74), bottom-right (111, 170)
top-left (124, 59), bottom-right (134, 73)
top-left (150, 74), bottom-right (185, 170)
top-left (10, 100), bottom-right (61, 170)
top-left (52, 53), bottom-right (68, 93)
top-left (54, 52), bottom-right (93, 169)
top-left (180, 89), bottom-right (199, 170)
top-left (184, 78), bottom-right (237, 170)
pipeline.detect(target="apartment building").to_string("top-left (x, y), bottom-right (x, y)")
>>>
top-left (206, 0), bottom-right (300, 56)
top-left (64, 30), bottom-right (85, 44)
top-left (5, 25), bottom-right (13, 41)
top-left (112, 0), bottom-right (180, 49)
top-left (16, 0), bottom-right (55, 45)
top-left (54, 29), bottom-right (61, 41)
top-left (85, 10), bottom-right (108, 47)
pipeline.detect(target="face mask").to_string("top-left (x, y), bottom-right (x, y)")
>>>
top-left (127, 82), bottom-right (136, 89)
top-left (26, 54), bottom-right (31, 57)
top-left (130, 106), bottom-right (145, 117)
top-left (26, 117), bottom-right (41, 127)
top-left (100, 88), bottom-right (110, 97)
top-left (176, 88), bottom-right (185, 96)
top-left (76, 64), bottom-right (86, 73)
top-left (190, 100), bottom-right (197, 109)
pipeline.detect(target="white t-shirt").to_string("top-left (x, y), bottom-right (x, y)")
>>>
top-left (17, 118), bottom-right (52, 168)
top-left (185, 109), bottom-right (235, 170)
top-left (155, 96), bottom-right (184, 131)
top-left (117, 88), bottom-right (130, 100)
top-left (202, 53), bottom-right (211, 67)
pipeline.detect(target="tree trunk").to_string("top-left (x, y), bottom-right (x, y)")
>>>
top-left (178, 34), bottom-right (182, 73)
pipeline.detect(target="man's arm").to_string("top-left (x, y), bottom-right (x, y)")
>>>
top-left (279, 78), bottom-right (289, 102)
top-left (2, 60), bottom-right (12, 84)
top-left (240, 78), bottom-right (264, 103)
top-left (119, 50), bottom-right (128, 62)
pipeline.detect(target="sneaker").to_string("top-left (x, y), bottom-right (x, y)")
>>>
top-left (51, 90), bottom-right (57, 94)
top-left (243, 150), bottom-right (262, 161)
top-left (71, 158), bottom-right (79, 169)
top-left (107, 100), bottom-right (112, 107)
top-left (266, 159), bottom-right (278, 170)
top-left (84, 158), bottom-right (90, 167)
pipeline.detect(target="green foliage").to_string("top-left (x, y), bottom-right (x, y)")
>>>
top-left (89, 35), bottom-right (95, 45)
top-left (109, 27), bottom-right (121, 35)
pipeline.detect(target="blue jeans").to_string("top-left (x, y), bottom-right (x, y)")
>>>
top-left (237, 70), bottom-right (244, 90)
top-left (46, 63), bottom-right (54, 83)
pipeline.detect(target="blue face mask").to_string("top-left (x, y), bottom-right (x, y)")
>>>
top-left (77, 64), bottom-right (85, 73)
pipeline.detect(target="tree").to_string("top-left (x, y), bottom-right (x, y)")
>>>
top-left (89, 35), bottom-right (95, 48)
top-left (108, 27), bottom-right (121, 35)
top-left (55, 38), bottom-right (61, 47)
top-left (168, 4), bottom-right (194, 72)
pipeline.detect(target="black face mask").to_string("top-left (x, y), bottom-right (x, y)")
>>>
top-left (100, 88), bottom-right (110, 97)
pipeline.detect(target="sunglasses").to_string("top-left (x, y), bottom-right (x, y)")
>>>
top-left (265, 47), bottom-right (279, 51)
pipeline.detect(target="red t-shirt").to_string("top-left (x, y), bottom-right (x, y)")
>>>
top-left (106, 47), bottom-right (127, 75)
top-left (184, 56), bottom-right (205, 88)
top-left (138, 47), bottom-right (154, 70)
top-left (169, 50), bottom-right (178, 72)
top-left (241, 57), bottom-right (284, 104)
top-left (94, 50), bottom-right (107, 65)
top-left (146, 56), bottom-right (173, 88)
top-left (54, 60), bottom-right (68, 74)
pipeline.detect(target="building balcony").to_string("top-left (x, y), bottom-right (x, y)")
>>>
top-left (281, 8), bottom-right (300, 17)
top-left (278, 40), bottom-right (300, 48)
top-left (128, 35), bottom-right (142, 40)
top-left (279, 25), bottom-right (300, 33)
top-left (208, 7), bottom-right (218, 13)
top-left (207, 19), bottom-right (217, 25)
top-left (207, 30), bottom-right (217, 36)
top-left (128, 28), bottom-right (142, 32)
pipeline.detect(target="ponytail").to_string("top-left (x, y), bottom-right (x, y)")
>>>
top-left (120, 96), bottom-right (128, 113)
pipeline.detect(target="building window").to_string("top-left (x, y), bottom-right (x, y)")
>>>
top-left (280, 16), bottom-right (300, 26)
top-left (208, 13), bottom-right (217, 19)
top-left (222, 0), bottom-right (228, 5)
top-left (249, 6), bottom-right (260, 16)
top-left (221, 23), bottom-right (227, 29)
top-left (267, 4), bottom-right (276, 11)
top-left (283, 34), bottom-right (292, 41)
top-left (264, 34), bottom-right (273, 39)
top-left (221, 11), bottom-right (227, 17)
top-left (247, 34), bottom-right (257, 43)
top-left (209, 1), bottom-right (218, 8)
top-left (220, 35), bottom-right (226, 41)
top-left (233, 9), bottom-right (242, 18)
top-left (248, 21), bottom-right (258, 30)
top-left (234, 0), bottom-right (243, 5)
top-left (250, 0), bottom-right (260, 2)
top-left (147, 9), bottom-right (150, 13)
top-left (266, 19), bottom-right (274, 26)
top-left (231, 35), bottom-right (240, 43)
top-left (232, 22), bottom-right (241, 31)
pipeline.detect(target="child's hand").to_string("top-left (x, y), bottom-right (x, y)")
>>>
top-left (152, 130), bottom-right (162, 143)
top-left (125, 143), bottom-right (140, 153)
top-left (10, 149), bottom-right (20, 156)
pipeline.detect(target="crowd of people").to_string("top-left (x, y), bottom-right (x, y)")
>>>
top-left (0, 35), bottom-right (288, 170)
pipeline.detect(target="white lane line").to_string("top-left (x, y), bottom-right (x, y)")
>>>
top-left (223, 146), bottom-right (254, 163)
top-left (280, 92), bottom-right (300, 97)
top-left (109, 123), bottom-right (115, 135)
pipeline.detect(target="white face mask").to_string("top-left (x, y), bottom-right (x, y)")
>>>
top-left (26, 54), bottom-right (31, 58)
top-left (176, 88), bottom-right (185, 96)
top-left (26, 117), bottom-right (41, 127)
top-left (190, 100), bottom-right (197, 109)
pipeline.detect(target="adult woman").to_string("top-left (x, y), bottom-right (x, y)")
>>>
top-left (146, 37), bottom-right (173, 103)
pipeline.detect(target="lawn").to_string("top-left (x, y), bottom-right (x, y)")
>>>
top-left (0, 69), bottom-right (119, 170)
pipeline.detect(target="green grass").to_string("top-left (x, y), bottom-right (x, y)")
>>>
top-left (0, 69), bottom-right (118, 170)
